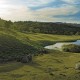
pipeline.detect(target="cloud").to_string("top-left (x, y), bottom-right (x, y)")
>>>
top-left (0, 5), bottom-right (35, 21)
top-left (33, 4), bottom-right (80, 23)
top-left (0, 0), bottom-right (80, 23)
top-left (35, 5), bottom-right (78, 16)
top-left (1, 0), bottom-right (55, 7)
top-left (62, 0), bottom-right (75, 3)
top-left (23, 0), bottom-right (55, 7)
top-left (62, 0), bottom-right (80, 4)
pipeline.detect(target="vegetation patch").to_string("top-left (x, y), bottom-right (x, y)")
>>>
top-left (62, 44), bottom-right (80, 53)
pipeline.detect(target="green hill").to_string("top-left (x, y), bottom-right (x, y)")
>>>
top-left (0, 31), bottom-right (39, 62)
top-left (13, 21), bottom-right (80, 35)
top-left (0, 19), bottom-right (80, 80)
top-left (0, 18), bottom-right (80, 35)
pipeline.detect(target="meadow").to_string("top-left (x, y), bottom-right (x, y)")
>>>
top-left (0, 49), bottom-right (80, 80)
top-left (0, 30), bottom-right (80, 80)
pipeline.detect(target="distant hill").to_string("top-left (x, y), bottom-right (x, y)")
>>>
top-left (13, 21), bottom-right (80, 35)
top-left (0, 18), bottom-right (80, 35)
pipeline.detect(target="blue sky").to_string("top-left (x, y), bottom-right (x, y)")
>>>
top-left (0, 0), bottom-right (80, 23)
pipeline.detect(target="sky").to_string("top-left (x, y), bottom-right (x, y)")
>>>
top-left (0, 0), bottom-right (80, 23)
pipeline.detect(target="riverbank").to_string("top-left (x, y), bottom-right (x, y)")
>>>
top-left (44, 40), bottom-right (80, 50)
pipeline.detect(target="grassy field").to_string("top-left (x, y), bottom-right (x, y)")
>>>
top-left (0, 51), bottom-right (80, 80)
top-left (0, 30), bottom-right (80, 80)
top-left (14, 32), bottom-right (80, 41)
top-left (1, 29), bottom-right (80, 42)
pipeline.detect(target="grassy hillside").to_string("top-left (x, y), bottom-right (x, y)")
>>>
top-left (0, 28), bottom-right (80, 60)
top-left (0, 30), bottom-right (39, 62)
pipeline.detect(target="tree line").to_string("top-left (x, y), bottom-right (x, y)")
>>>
top-left (0, 18), bottom-right (80, 35)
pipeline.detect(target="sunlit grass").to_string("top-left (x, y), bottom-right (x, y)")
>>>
top-left (0, 51), bottom-right (80, 80)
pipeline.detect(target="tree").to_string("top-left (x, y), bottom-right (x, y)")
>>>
top-left (4, 20), bottom-right (12, 28)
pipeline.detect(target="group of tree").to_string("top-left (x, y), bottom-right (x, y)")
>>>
top-left (0, 18), bottom-right (80, 35)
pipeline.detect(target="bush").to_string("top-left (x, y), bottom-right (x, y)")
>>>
top-left (21, 54), bottom-right (32, 63)
top-left (39, 49), bottom-right (49, 55)
top-left (62, 44), bottom-right (80, 53)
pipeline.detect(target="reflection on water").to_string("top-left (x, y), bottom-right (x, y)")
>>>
top-left (73, 40), bottom-right (80, 45)
top-left (45, 40), bottom-right (80, 50)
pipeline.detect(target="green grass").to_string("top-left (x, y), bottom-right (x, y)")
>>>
top-left (16, 32), bottom-right (80, 41)
top-left (0, 51), bottom-right (80, 80)
top-left (0, 29), bottom-right (80, 80)
top-left (0, 29), bottom-right (80, 42)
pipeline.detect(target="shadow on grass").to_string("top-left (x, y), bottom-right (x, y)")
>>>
top-left (0, 62), bottom-right (24, 73)
top-left (26, 61), bottom-right (60, 74)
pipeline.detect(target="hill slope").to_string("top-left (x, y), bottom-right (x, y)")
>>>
top-left (0, 30), bottom-right (39, 62)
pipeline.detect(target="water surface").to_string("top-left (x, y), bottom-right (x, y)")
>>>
top-left (45, 40), bottom-right (80, 50)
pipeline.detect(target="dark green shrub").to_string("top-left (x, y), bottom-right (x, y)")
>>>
top-left (21, 54), bottom-right (32, 63)
top-left (62, 44), bottom-right (80, 53)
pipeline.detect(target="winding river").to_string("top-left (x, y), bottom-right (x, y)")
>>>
top-left (44, 40), bottom-right (80, 50)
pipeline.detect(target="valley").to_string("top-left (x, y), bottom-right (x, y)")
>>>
top-left (0, 19), bottom-right (80, 80)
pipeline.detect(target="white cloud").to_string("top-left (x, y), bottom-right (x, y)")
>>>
top-left (0, 0), bottom-right (80, 23)
top-left (0, 0), bottom-right (55, 21)
top-left (0, 5), bottom-right (35, 21)
top-left (29, 4), bottom-right (79, 23)
top-left (22, 0), bottom-right (54, 7)
top-left (62, 0), bottom-right (79, 4)
top-left (0, 3), bottom-right (79, 23)
top-left (34, 5), bottom-right (79, 18)
top-left (0, 0), bottom-right (55, 7)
